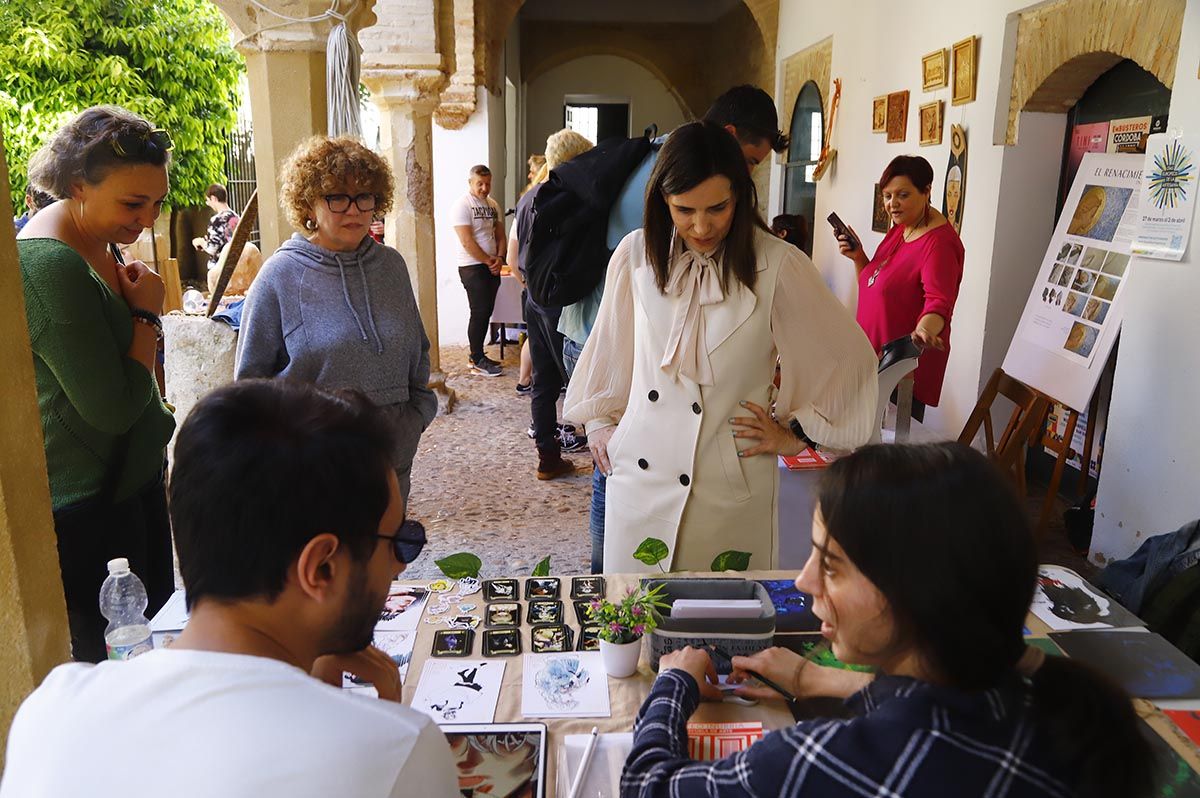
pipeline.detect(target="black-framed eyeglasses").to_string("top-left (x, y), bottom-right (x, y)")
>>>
top-left (378, 519), bottom-right (426, 564)
top-left (323, 193), bottom-right (378, 213)
top-left (110, 128), bottom-right (174, 159)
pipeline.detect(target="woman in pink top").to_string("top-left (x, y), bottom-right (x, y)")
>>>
top-left (838, 156), bottom-right (964, 419)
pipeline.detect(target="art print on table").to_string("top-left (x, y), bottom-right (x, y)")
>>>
top-left (527, 600), bottom-right (563, 626)
top-left (521, 652), bottom-right (610, 718)
top-left (1030, 565), bottom-right (1141, 630)
top-left (757, 580), bottom-right (821, 632)
top-left (486, 602), bottom-right (521, 628)
top-left (1049, 631), bottom-right (1200, 700)
top-left (484, 579), bottom-right (519, 601)
top-left (1165, 709), bottom-right (1200, 747)
top-left (342, 630), bottom-right (416, 690)
top-left (530, 625), bottom-right (573, 654)
top-left (524, 578), bottom-right (560, 600)
top-left (375, 584), bottom-right (429, 631)
top-left (571, 576), bottom-right (606, 600)
top-left (577, 625), bottom-right (600, 652)
top-left (411, 659), bottom-right (505, 724)
top-left (483, 628), bottom-right (522, 657)
top-left (432, 628), bottom-right (474, 657)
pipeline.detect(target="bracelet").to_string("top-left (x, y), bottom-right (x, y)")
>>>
top-left (131, 312), bottom-right (164, 341)
top-left (788, 418), bottom-right (818, 450)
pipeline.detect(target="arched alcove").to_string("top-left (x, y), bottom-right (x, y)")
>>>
top-left (998, 0), bottom-right (1184, 145)
top-left (525, 54), bottom-right (689, 154)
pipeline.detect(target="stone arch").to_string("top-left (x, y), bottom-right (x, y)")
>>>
top-left (525, 46), bottom-right (693, 119)
top-left (779, 37), bottom-right (832, 138)
top-left (999, 0), bottom-right (1184, 145)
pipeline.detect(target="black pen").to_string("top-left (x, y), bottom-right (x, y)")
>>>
top-left (709, 645), bottom-right (798, 703)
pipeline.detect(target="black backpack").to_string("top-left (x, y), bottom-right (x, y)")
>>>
top-left (524, 133), bottom-right (654, 308)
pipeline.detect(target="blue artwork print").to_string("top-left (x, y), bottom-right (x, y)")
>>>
top-left (757, 580), bottom-right (821, 632)
top-left (534, 656), bottom-right (590, 710)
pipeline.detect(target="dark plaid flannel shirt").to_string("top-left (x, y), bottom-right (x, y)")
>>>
top-left (622, 669), bottom-right (1074, 798)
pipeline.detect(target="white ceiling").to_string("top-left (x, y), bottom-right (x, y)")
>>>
top-left (521, 0), bottom-right (744, 25)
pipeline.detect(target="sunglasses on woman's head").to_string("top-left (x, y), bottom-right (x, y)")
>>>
top-left (377, 519), bottom-right (426, 564)
top-left (110, 128), bottom-right (174, 159)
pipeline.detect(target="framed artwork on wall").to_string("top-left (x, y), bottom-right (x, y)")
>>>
top-left (872, 95), bottom-right (887, 133)
top-left (922, 49), bottom-right (948, 91)
top-left (872, 183), bottom-right (891, 233)
top-left (919, 100), bottom-right (944, 146)
top-left (952, 36), bottom-right (978, 105)
top-left (885, 90), bottom-right (909, 143)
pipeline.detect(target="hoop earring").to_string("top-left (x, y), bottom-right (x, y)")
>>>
top-left (305, 219), bottom-right (317, 231)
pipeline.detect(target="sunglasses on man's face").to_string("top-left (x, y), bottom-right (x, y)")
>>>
top-left (377, 519), bottom-right (426, 564)
top-left (110, 128), bottom-right (174, 159)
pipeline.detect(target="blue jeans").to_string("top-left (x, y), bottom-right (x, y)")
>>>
top-left (590, 465), bottom-right (607, 574)
top-left (562, 337), bottom-right (583, 380)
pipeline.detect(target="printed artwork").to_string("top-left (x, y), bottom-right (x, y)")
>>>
top-left (918, 101), bottom-right (943, 146)
top-left (871, 96), bottom-right (887, 133)
top-left (376, 584), bottom-right (429, 631)
top-left (757, 580), bottom-right (821, 633)
top-left (443, 730), bottom-right (543, 798)
top-left (411, 659), bottom-right (505, 724)
top-left (885, 90), bottom-right (909, 143)
top-left (1050, 631), bottom-right (1200, 700)
top-left (942, 125), bottom-right (967, 232)
top-left (1165, 709), bottom-right (1200, 747)
top-left (951, 36), bottom-right (977, 105)
top-left (921, 48), bottom-right (948, 91)
top-left (1067, 185), bottom-right (1135, 242)
top-left (521, 652), bottom-right (610, 718)
top-left (871, 183), bottom-right (890, 234)
top-left (342, 630), bottom-right (416, 689)
top-left (1137, 718), bottom-right (1200, 797)
top-left (1030, 566), bottom-right (1140, 630)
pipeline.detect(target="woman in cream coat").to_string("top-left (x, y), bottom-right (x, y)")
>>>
top-left (564, 122), bottom-right (877, 573)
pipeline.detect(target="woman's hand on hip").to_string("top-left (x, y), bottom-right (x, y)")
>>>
top-left (730, 400), bottom-right (805, 457)
top-left (117, 259), bottom-right (166, 315)
top-left (588, 424), bottom-right (616, 476)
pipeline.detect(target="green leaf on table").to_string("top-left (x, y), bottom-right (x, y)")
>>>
top-left (633, 537), bottom-right (670, 567)
top-left (434, 552), bottom-right (482, 579)
top-left (531, 556), bottom-right (551, 577)
top-left (710, 550), bottom-right (752, 572)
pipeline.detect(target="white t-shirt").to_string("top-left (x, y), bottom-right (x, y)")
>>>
top-left (0, 649), bottom-right (460, 798)
top-left (450, 192), bottom-right (502, 266)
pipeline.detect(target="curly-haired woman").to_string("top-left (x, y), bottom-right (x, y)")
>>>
top-left (17, 105), bottom-right (176, 661)
top-left (236, 136), bottom-right (436, 501)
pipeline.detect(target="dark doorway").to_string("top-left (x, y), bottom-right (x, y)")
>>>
top-left (782, 81), bottom-right (823, 256)
top-left (564, 100), bottom-right (630, 144)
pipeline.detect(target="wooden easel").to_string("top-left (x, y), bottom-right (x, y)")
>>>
top-left (1035, 387), bottom-right (1102, 535)
top-left (207, 190), bottom-right (258, 316)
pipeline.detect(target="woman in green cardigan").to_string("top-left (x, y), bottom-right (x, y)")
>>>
top-left (18, 106), bottom-right (176, 662)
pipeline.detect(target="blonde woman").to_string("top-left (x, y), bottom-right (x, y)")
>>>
top-left (236, 136), bottom-right (436, 501)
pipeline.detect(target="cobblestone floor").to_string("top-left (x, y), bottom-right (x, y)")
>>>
top-left (403, 342), bottom-right (594, 580)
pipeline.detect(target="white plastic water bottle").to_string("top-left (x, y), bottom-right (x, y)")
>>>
top-left (99, 558), bottom-right (154, 661)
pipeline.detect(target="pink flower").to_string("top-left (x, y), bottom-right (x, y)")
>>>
top-left (632, 605), bottom-right (644, 616)
top-left (609, 622), bottom-right (623, 635)
top-left (633, 624), bottom-right (645, 636)
top-left (590, 599), bottom-right (602, 610)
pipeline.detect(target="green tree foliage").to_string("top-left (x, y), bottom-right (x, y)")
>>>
top-left (0, 0), bottom-right (243, 209)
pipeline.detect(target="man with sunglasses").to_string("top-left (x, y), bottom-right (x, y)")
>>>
top-left (0, 380), bottom-right (459, 798)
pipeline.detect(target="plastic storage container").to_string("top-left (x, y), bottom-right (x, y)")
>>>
top-left (644, 578), bottom-right (776, 673)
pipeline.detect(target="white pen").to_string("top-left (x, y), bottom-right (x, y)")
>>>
top-left (566, 726), bottom-right (600, 798)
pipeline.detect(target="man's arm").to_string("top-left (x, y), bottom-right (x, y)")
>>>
top-left (453, 224), bottom-right (495, 265)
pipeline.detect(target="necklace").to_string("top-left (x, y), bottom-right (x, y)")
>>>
top-left (867, 204), bottom-right (930, 287)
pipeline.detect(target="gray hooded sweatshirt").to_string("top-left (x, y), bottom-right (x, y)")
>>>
top-left (235, 233), bottom-right (437, 432)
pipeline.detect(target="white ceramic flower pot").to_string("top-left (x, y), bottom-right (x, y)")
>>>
top-left (599, 638), bottom-right (642, 678)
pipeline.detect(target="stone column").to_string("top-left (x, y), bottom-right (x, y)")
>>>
top-left (365, 71), bottom-right (449, 382)
top-left (240, 46), bottom-right (328, 255)
top-left (0, 137), bottom-right (71, 761)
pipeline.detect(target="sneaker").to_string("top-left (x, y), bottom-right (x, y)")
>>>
top-left (526, 424), bottom-right (536, 439)
top-left (560, 427), bottom-right (589, 453)
top-left (515, 381), bottom-right (532, 396)
top-left (469, 356), bottom-right (502, 377)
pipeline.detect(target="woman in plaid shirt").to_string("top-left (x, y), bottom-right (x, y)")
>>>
top-left (624, 442), bottom-right (1156, 798)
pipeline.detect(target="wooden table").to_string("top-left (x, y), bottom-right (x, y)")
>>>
top-left (403, 571), bottom-right (798, 793)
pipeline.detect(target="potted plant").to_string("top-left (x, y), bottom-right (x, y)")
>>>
top-left (585, 583), bottom-right (670, 677)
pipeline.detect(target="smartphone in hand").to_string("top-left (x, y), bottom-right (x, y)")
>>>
top-left (827, 212), bottom-right (860, 252)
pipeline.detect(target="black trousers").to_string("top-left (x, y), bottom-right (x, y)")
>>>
top-left (525, 296), bottom-right (566, 450)
top-left (52, 469), bottom-right (175, 662)
top-left (458, 264), bottom-right (501, 362)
